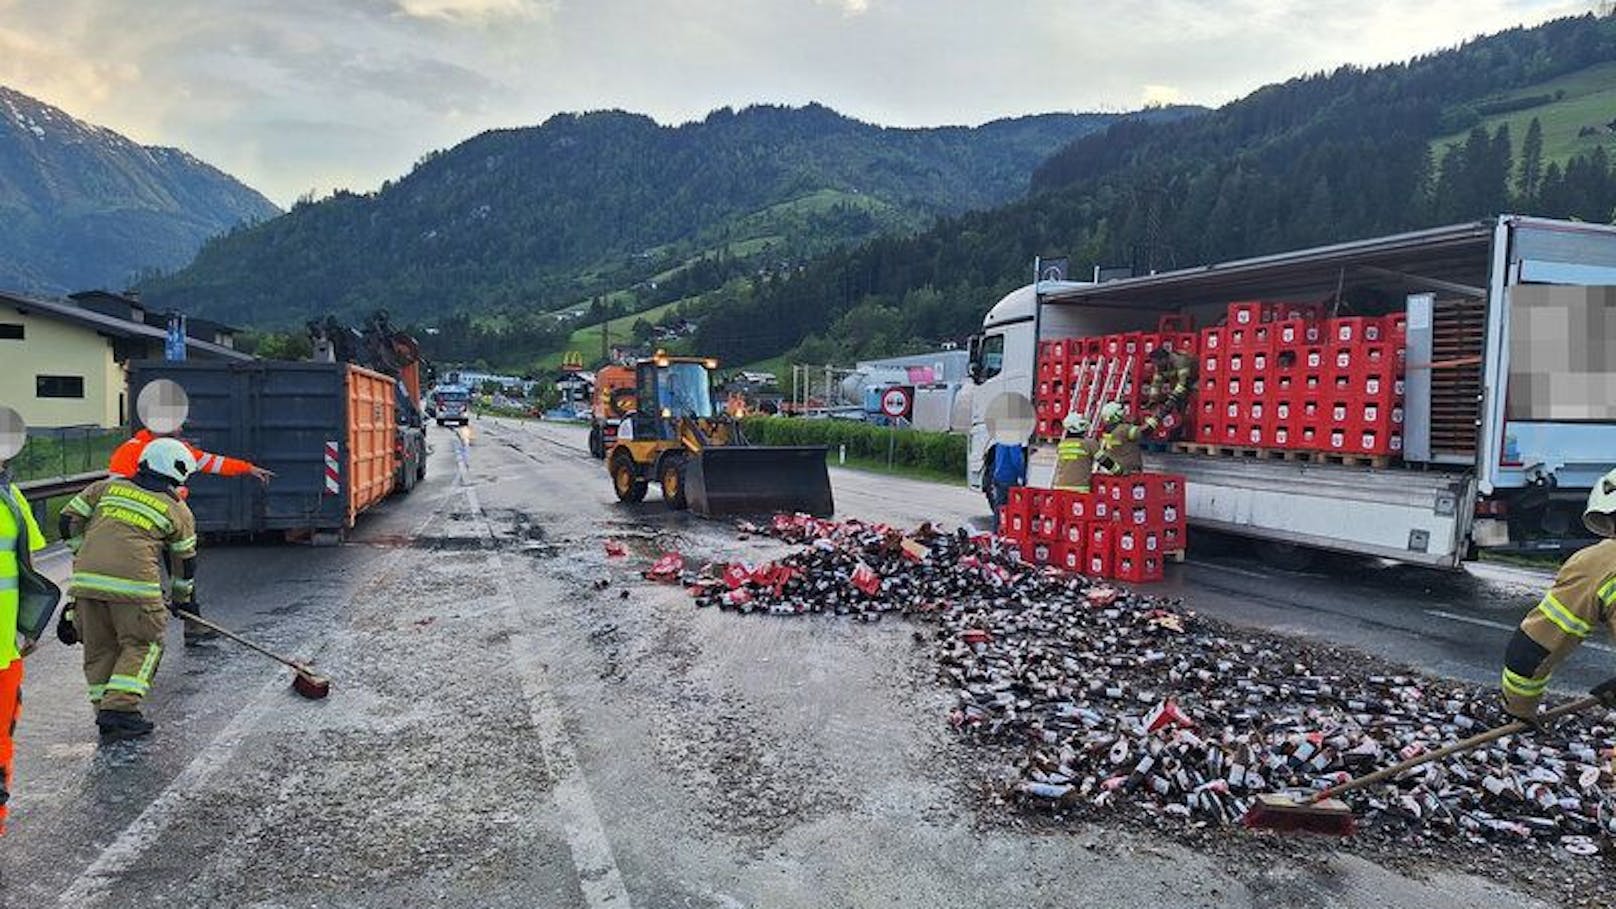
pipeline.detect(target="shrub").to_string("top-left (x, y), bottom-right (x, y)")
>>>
top-left (740, 416), bottom-right (966, 475)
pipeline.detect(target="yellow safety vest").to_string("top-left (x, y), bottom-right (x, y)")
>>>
top-left (1, 483), bottom-right (48, 666)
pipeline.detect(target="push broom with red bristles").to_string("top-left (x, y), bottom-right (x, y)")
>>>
top-left (1242, 691), bottom-right (1606, 836)
top-left (175, 609), bottom-right (332, 700)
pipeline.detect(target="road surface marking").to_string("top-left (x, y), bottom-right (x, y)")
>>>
top-left (465, 484), bottom-right (632, 909)
top-left (1425, 608), bottom-right (1616, 654)
top-left (56, 487), bottom-right (462, 907)
top-left (1185, 559), bottom-right (1273, 580)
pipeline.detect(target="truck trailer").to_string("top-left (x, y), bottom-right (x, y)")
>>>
top-left (963, 215), bottom-right (1616, 568)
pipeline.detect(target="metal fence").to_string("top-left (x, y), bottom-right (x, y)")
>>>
top-left (10, 426), bottom-right (124, 483)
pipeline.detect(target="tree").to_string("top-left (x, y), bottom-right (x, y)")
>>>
top-left (631, 318), bottom-right (655, 343)
top-left (1517, 117), bottom-right (1544, 202)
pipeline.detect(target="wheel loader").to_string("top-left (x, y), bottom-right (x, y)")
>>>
top-left (604, 353), bottom-right (834, 517)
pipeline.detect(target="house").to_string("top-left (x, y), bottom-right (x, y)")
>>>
top-left (0, 289), bottom-right (252, 429)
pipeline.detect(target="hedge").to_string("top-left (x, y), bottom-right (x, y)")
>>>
top-left (741, 416), bottom-right (967, 475)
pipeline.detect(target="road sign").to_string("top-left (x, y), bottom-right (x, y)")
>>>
top-left (880, 386), bottom-right (912, 418)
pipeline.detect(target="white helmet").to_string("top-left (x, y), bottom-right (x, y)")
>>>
top-left (139, 437), bottom-right (198, 485)
top-left (1062, 411), bottom-right (1090, 435)
top-left (1586, 468), bottom-right (1616, 538)
top-left (1099, 401), bottom-right (1126, 425)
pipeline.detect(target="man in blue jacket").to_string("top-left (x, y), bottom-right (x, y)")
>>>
top-left (990, 440), bottom-right (1027, 522)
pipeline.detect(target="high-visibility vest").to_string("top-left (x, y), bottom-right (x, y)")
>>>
top-left (0, 483), bottom-right (47, 667)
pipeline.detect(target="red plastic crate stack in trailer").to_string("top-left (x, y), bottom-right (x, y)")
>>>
top-left (1032, 324), bottom-right (1199, 443)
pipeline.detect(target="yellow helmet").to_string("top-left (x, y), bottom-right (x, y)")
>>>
top-left (1586, 468), bottom-right (1616, 538)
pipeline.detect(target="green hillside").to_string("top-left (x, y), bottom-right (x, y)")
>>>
top-left (692, 13), bottom-right (1616, 367)
top-left (142, 104), bottom-right (1196, 338)
top-left (1432, 60), bottom-right (1616, 163)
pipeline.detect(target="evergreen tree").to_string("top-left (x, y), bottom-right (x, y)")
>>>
top-left (1517, 117), bottom-right (1545, 202)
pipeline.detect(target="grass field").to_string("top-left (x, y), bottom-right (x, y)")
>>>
top-left (1432, 61), bottom-right (1616, 164)
top-left (10, 430), bottom-right (122, 483)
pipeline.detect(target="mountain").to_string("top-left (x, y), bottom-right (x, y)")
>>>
top-left (0, 86), bottom-right (280, 296)
top-left (140, 103), bottom-right (1197, 330)
top-left (691, 13), bottom-right (1616, 368)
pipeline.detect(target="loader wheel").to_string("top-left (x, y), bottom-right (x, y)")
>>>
top-left (588, 425), bottom-right (604, 459)
top-left (610, 449), bottom-right (648, 503)
top-left (660, 455), bottom-right (688, 511)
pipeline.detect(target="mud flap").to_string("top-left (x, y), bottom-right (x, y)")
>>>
top-left (685, 446), bottom-right (834, 518)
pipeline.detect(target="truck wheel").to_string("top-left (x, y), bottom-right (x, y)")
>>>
top-left (588, 426), bottom-right (604, 459)
top-left (660, 456), bottom-right (688, 511)
top-left (610, 449), bottom-right (648, 503)
top-left (417, 448), bottom-right (427, 481)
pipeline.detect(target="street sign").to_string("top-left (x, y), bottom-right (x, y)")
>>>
top-left (880, 386), bottom-right (912, 419)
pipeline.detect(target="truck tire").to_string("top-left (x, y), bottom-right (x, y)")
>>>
top-left (659, 455), bottom-right (688, 511)
top-left (610, 449), bottom-right (648, 503)
top-left (588, 425), bottom-right (604, 459)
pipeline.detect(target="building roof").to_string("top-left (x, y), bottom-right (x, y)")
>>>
top-left (2, 289), bottom-right (253, 361)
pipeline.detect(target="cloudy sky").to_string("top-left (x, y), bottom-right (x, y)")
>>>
top-left (0, 0), bottom-right (1589, 205)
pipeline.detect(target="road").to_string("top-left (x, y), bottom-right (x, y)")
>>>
top-left (0, 418), bottom-right (1572, 908)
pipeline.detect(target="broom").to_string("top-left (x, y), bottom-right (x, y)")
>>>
top-left (1241, 691), bottom-right (1605, 836)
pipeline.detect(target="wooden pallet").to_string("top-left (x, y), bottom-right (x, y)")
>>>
top-left (1171, 443), bottom-right (1385, 466)
top-left (1315, 451), bottom-right (1391, 468)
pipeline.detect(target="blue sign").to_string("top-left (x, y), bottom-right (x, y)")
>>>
top-left (165, 313), bottom-right (187, 361)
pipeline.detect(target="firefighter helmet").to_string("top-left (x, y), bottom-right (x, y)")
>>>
top-left (1099, 401), bottom-right (1126, 425)
top-left (1585, 468), bottom-right (1616, 538)
top-left (139, 437), bottom-right (197, 485)
top-left (1062, 411), bottom-right (1090, 435)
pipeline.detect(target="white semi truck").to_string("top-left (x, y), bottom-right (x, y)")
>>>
top-left (962, 215), bottom-right (1616, 568)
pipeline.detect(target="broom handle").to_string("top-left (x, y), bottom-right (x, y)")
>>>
top-left (174, 609), bottom-right (311, 673)
top-left (1312, 693), bottom-right (1603, 803)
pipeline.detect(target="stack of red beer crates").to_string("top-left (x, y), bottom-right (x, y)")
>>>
top-left (1034, 318), bottom-right (1199, 441)
top-left (1195, 301), bottom-right (1407, 458)
top-left (998, 472), bottom-right (1186, 584)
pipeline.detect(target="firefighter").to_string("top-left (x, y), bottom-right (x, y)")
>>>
top-left (1499, 468), bottom-right (1616, 726)
top-left (1051, 411), bottom-right (1097, 491)
top-left (0, 407), bottom-right (47, 832)
top-left (1143, 345), bottom-right (1197, 435)
top-left (108, 380), bottom-right (274, 483)
top-left (1094, 402), bottom-right (1151, 475)
top-left (59, 438), bottom-right (199, 741)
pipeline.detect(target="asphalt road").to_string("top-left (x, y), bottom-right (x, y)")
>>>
top-left (0, 418), bottom-right (1574, 908)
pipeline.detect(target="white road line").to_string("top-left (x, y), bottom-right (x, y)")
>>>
top-left (1424, 608), bottom-right (1616, 654)
top-left (56, 487), bottom-right (459, 907)
top-left (1184, 558), bottom-right (1272, 581)
top-left (464, 484), bottom-right (631, 909)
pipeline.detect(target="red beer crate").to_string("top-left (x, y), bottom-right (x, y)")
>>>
top-left (1270, 423), bottom-right (1297, 449)
top-left (1383, 312), bottom-right (1408, 340)
top-left (1328, 316), bottom-right (1383, 345)
top-left (1224, 375), bottom-right (1244, 399)
top-left (1116, 525), bottom-right (1161, 558)
top-left (1228, 301), bottom-right (1265, 328)
top-left (1091, 494), bottom-right (1112, 524)
top-left (1198, 393), bottom-right (1222, 421)
top-left (1086, 525), bottom-right (1114, 578)
top-left (1057, 540), bottom-right (1084, 573)
top-left (1241, 420), bottom-right (1269, 448)
top-left (1056, 490), bottom-right (1094, 523)
top-left (1350, 422), bottom-right (1402, 457)
top-left (1220, 421), bottom-right (1241, 444)
top-left (1201, 326), bottom-right (1227, 354)
top-left (1228, 349), bottom-right (1248, 376)
top-left (1275, 318), bottom-right (1319, 346)
top-left (1160, 522), bottom-right (1186, 552)
top-left (1032, 511), bottom-right (1060, 541)
top-left (1197, 420), bottom-right (1218, 443)
top-left (1021, 537), bottom-right (1056, 567)
top-left (1115, 552), bottom-right (1164, 584)
top-left (1060, 518), bottom-right (1086, 546)
top-left (1268, 301), bottom-right (1325, 322)
top-left (1296, 423), bottom-right (1320, 449)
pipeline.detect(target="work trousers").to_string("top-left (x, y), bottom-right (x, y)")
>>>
top-left (0, 659), bottom-right (21, 833)
top-left (77, 598), bottom-right (167, 712)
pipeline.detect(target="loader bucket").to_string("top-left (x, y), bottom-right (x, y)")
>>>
top-left (685, 446), bottom-right (834, 518)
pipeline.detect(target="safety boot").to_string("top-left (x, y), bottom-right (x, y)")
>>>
top-left (96, 709), bottom-right (155, 741)
top-left (183, 620), bottom-right (219, 646)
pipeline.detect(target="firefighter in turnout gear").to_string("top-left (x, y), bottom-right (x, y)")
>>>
top-left (1499, 469), bottom-right (1616, 725)
top-left (1051, 411), bottom-right (1097, 491)
top-left (1094, 402), bottom-right (1151, 475)
top-left (60, 438), bottom-right (199, 741)
top-left (1143, 346), bottom-right (1197, 436)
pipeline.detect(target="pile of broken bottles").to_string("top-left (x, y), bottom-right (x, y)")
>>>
top-left (668, 514), bottom-right (1616, 851)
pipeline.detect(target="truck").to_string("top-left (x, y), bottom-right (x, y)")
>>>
top-left (963, 215), bottom-right (1616, 568)
top-left (309, 312), bottom-right (428, 493)
top-left (588, 364), bottom-right (636, 459)
top-left (432, 386), bottom-right (471, 427)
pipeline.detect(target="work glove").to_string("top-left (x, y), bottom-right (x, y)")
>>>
top-left (167, 599), bottom-right (190, 618)
top-left (1589, 676), bottom-right (1616, 708)
top-left (55, 603), bottom-right (80, 646)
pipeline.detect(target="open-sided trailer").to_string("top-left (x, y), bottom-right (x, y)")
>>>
top-left (964, 216), bottom-right (1616, 568)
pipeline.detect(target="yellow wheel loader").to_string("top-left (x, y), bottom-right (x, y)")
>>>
top-left (605, 353), bottom-right (834, 517)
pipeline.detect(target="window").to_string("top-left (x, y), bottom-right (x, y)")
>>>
top-left (36, 375), bottom-right (85, 399)
top-left (0, 323), bottom-right (22, 340)
top-left (978, 333), bottom-right (1006, 381)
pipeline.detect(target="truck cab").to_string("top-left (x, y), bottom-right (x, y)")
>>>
top-left (433, 386), bottom-right (471, 427)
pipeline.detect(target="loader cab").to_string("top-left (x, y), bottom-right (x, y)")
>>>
top-left (629, 355), bottom-right (719, 440)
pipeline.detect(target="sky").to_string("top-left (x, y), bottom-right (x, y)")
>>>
top-left (0, 0), bottom-right (1592, 206)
